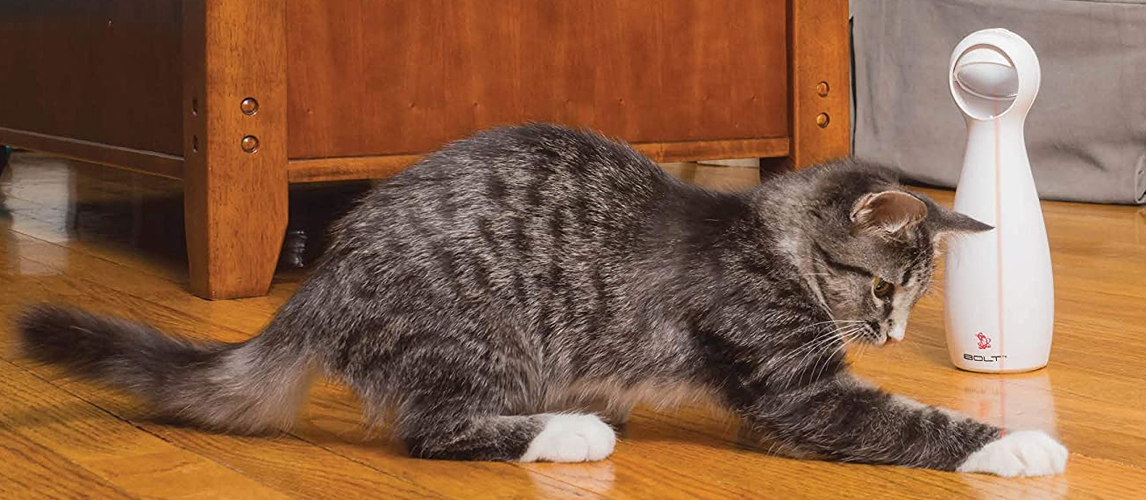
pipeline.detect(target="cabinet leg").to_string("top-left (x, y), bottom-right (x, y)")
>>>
top-left (184, 176), bottom-right (287, 299)
top-left (787, 0), bottom-right (852, 168)
top-left (182, 0), bottom-right (288, 299)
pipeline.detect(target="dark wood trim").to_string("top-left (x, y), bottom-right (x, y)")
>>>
top-left (182, 0), bottom-right (289, 299)
top-left (288, 137), bottom-right (790, 183)
top-left (0, 127), bottom-right (183, 180)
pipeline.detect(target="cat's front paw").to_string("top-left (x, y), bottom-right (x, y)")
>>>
top-left (957, 430), bottom-right (1068, 477)
top-left (519, 414), bottom-right (616, 463)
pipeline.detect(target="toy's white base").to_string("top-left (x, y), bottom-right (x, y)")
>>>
top-left (951, 362), bottom-right (1048, 375)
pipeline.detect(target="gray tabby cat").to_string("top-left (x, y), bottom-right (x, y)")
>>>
top-left (17, 124), bottom-right (1066, 476)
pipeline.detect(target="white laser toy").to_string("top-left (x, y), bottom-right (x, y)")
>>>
top-left (944, 29), bottom-right (1054, 373)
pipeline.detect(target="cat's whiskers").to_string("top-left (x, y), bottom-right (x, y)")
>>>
top-left (773, 321), bottom-right (865, 365)
top-left (812, 328), bottom-right (866, 383)
top-left (770, 327), bottom-right (854, 369)
top-left (806, 328), bottom-right (859, 385)
top-left (780, 325), bottom-right (864, 387)
top-left (783, 320), bottom-right (866, 351)
top-left (771, 333), bottom-right (858, 381)
top-left (785, 319), bottom-right (865, 338)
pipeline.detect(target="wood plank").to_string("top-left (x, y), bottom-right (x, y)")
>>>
top-left (0, 420), bottom-right (132, 500)
top-left (182, 0), bottom-right (290, 299)
top-left (0, 359), bottom-right (291, 500)
top-left (285, 0), bottom-right (789, 158)
top-left (0, 156), bottom-right (191, 291)
top-left (0, 1), bottom-right (183, 156)
top-left (287, 138), bottom-right (789, 183)
top-left (0, 128), bottom-right (182, 180)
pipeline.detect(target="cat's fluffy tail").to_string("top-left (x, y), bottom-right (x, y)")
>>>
top-left (15, 305), bottom-right (312, 434)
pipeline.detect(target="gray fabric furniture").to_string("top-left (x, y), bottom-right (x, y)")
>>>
top-left (851, 0), bottom-right (1146, 204)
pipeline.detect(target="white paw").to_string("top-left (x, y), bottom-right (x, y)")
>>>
top-left (519, 414), bottom-right (616, 463)
top-left (957, 430), bottom-right (1068, 477)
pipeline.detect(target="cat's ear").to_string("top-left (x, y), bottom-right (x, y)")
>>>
top-left (850, 191), bottom-right (928, 237)
top-left (927, 205), bottom-right (993, 240)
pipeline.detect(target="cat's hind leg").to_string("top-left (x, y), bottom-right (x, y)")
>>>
top-left (381, 341), bottom-right (616, 462)
top-left (399, 411), bottom-right (615, 462)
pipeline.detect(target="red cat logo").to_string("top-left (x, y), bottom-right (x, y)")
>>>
top-left (976, 332), bottom-right (992, 350)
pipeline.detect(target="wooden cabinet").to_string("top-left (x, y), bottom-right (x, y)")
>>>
top-left (0, 0), bottom-right (850, 299)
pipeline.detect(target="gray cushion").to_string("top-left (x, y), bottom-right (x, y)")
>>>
top-left (851, 0), bottom-right (1146, 204)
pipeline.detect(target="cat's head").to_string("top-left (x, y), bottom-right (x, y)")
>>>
top-left (777, 161), bottom-right (991, 345)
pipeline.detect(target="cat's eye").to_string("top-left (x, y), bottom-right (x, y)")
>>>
top-left (872, 278), bottom-right (894, 299)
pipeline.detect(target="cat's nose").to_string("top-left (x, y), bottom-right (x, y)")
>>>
top-left (887, 323), bottom-right (907, 343)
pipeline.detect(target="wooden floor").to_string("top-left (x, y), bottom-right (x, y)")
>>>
top-left (2, 153), bottom-right (1145, 499)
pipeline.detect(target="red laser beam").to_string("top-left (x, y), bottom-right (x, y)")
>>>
top-left (994, 99), bottom-right (1007, 436)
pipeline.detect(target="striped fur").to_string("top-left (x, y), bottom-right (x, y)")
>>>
top-left (17, 123), bottom-right (1042, 472)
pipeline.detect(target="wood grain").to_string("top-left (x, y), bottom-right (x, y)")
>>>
top-left (631, 138), bottom-right (790, 164)
top-left (0, 1), bottom-right (183, 156)
top-left (0, 127), bottom-right (182, 180)
top-left (0, 358), bottom-right (291, 500)
top-left (784, 0), bottom-right (852, 169)
top-left (182, 0), bottom-right (289, 299)
top-left (3, 156), bottom-right (1146, 498)
top-left (0, 420), bottom-right (131, 500)
top-left (285, 0), bottom-right (789, 159)
top-left (288, 155), bottom-right (422, 184)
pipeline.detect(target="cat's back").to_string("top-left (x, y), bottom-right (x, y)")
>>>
top-left (328, 123), bottom-right (690, 284)
top-left (411, 123), bottom-right (671, 193)
top-left (349, 124), bottom-right (680, 233)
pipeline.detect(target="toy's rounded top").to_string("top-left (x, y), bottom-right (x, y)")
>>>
top-left (949, 28), bottom-right (1041, 121)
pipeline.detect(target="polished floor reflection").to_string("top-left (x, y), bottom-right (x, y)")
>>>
top-left (1, 153), bottom-right (1144, 499)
